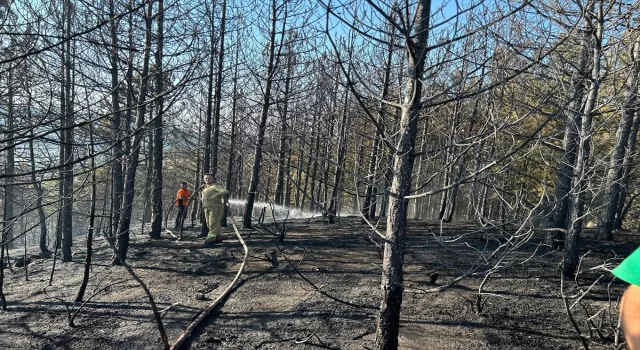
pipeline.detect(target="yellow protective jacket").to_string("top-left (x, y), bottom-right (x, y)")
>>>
top-left (202, 184), bottom-right (227, 208)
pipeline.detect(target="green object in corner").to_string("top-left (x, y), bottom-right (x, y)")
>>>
top-left (613, 247), bottom-right (640, 286)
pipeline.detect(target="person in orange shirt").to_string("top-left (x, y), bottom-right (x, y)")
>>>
top-left (174, 182), bottom-right (190, 230)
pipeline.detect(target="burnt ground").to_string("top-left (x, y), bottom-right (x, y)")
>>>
top-left (0, 217), bottom-right (637, 349)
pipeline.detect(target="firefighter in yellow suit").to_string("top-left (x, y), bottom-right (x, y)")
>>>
top-left (201, 173), bottom-right (229, 244)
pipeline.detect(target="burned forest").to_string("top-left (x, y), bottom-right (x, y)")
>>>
top-left (1, 0), bottom-right (640, 349)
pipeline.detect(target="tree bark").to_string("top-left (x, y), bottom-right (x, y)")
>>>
top-left (374, 1), bottom-right (430, 348)
top-left (564, 3), bottom-right (602, 278)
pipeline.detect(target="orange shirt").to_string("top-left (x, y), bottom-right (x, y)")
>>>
top-left (176, 188), bottom-right (190, 206)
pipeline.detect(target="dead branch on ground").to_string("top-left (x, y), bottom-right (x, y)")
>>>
top-left (261, 226), bottom-right (377, 310)
top-left (294, 305), bottom-right (338, 344)
top-left (170, 216), bottom-right (249, 350)
top-left (102, 233), bottom-right (170, 349)
top-left (561, 271), bottom-right (590, 350)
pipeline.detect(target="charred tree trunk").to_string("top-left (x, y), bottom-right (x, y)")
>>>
top-left (142, 112), bottom-right (154, 226)
top-left (595, 36), bottom-right (639, 240)
top-left (308, 113), bottom-right (321, 212)
top-left (61, 0), bottom-right (74, 262)
top-left (191, 120), bottom-right (202, 226)
top-left (242, 0), bottom-right (280, 229)
top-left (109, 0), bottom-right (124, 243)
top-left (200, 0), bottom-right (217, 237)
top-left (615, 109), bottom-right (640, 229)
top-left (29, 136), bottom-right (48, 253)
top-left (364, 18), bottom-right (394, 221)
top-left (275, 40), bottom-right (294, 206)
top-left (328, 67), bottom-right (351, 223)
top-left (113, 0), bottom-right (153, 264)
top-left (150, 0), bottom-right (165, 240)
top-left (24, 69), bottom-right (49, 253)
top-left (203, 0), bottom-right (216, 175)
top-left (211, 0), bottom-right (227, 178)
top-left (302, 109), bottom-right (319, 210)
top-left (547, 31), bottom-right (588, 240)
top-left (222, 39), bottom-right (240, 228)
top-left (0, 222), bottom-right (6, 310)
top-left (76, 120), bottom-right (97, 302)
top-left (4, 65), bottom-right (15, 252)
top-left (564, 5), bottom-right (602, 278)
top-left (412, 122), bottom-right (428, 220)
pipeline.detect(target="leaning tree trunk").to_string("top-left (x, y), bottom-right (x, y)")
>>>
top-left (564, 3), bottom-right (602, 278)
top-left (374, 1), bottom-right (430, 348)
top-left (242, 0), bottom-right (280, 229)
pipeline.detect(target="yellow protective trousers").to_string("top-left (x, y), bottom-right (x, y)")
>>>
top-left (203, 206), bottom-right (223, 241)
